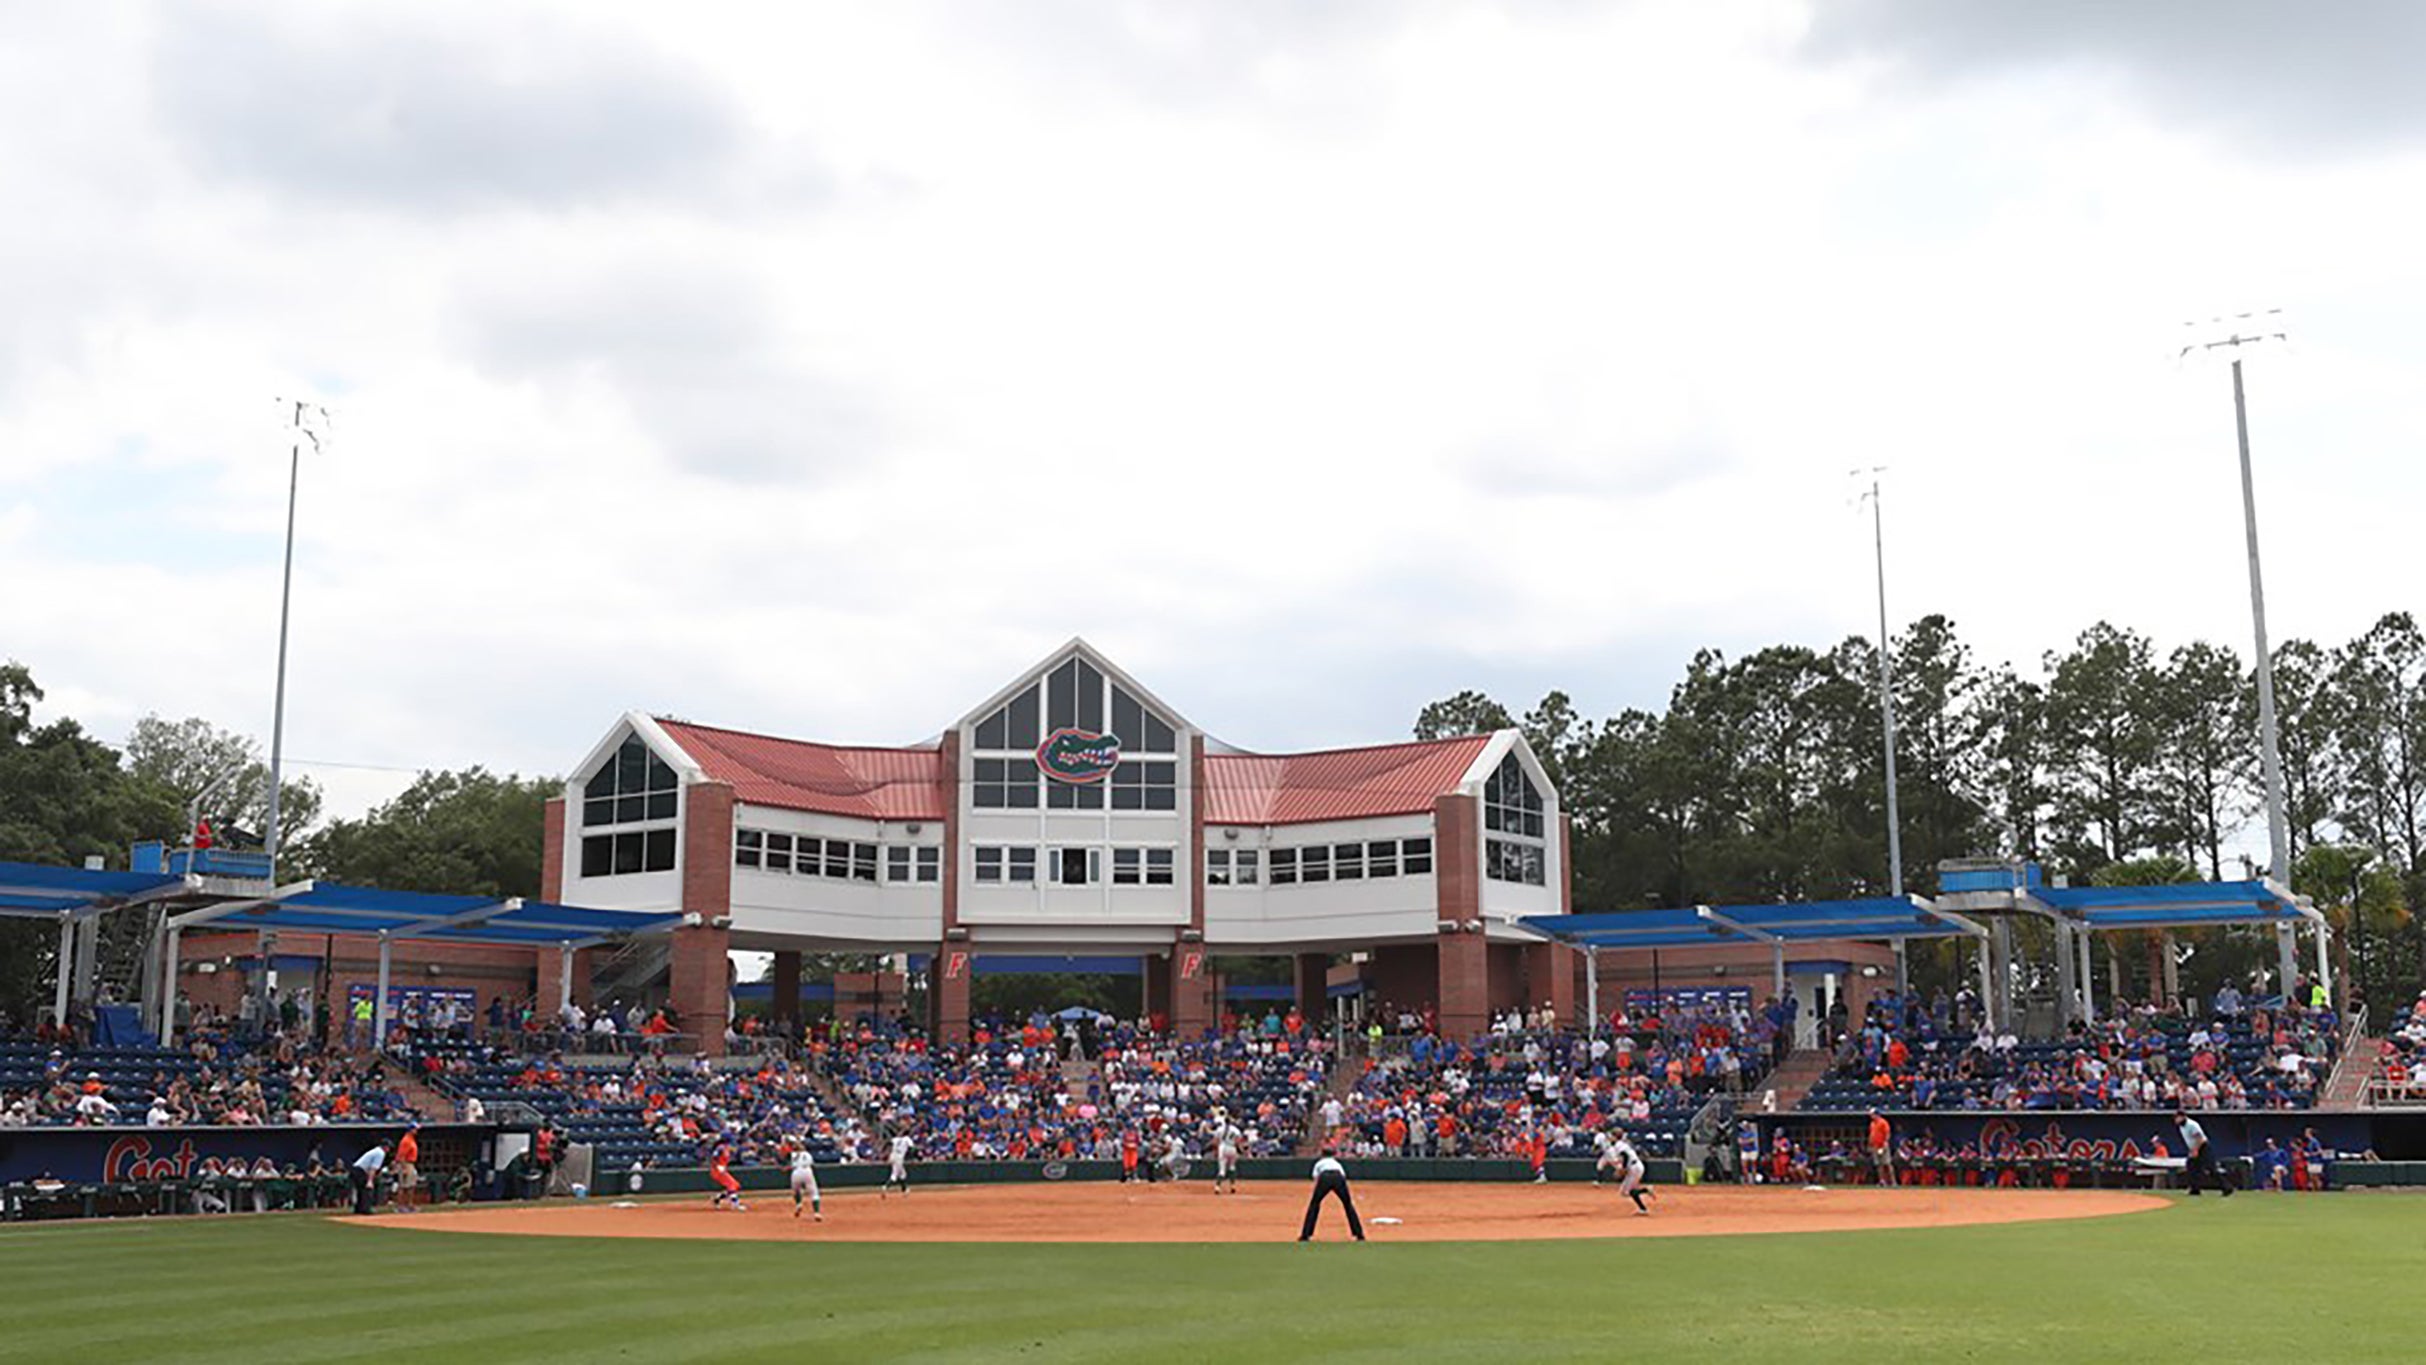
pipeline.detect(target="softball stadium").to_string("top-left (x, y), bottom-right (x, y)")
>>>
top-left (6, 640), bottom-right (2424, 1362)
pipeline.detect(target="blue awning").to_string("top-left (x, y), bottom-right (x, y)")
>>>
top-left (2028, 878), bottom-right (2315, 930)
top-left (0, 861), bottom-right (192, 918)
top-left (1523, 895), bottom-right (1982, 948)
top-left (165, 879), bottom-right (687, 947)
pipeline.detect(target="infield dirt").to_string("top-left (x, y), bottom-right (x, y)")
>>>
top-left (357, 1181), bottom-right (2165, 1244)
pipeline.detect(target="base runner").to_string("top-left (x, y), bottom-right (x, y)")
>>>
top-left (789, 1142), bottom-right (823, 1221)
top-left (709, 1145), bottom-right (747, 1211)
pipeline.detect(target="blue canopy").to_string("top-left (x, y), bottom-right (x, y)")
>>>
top-left (165, 879), bottom-right (686, 947)
top-left (2029, 878), bottom-right (2315, 930)
top-left (1523, 895), bottom-right (1981, 949)
top-left (0, 861), bottom-right (191, 918)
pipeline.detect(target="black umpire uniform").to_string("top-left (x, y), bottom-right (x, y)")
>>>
top-left (1300, 1152), bottom-right (1366, 1242)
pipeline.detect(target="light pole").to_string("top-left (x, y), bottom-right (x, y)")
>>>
top-left (1857, 469), bottom-right (1908, 993)
top-left (264, 400), bottom-right (326, 872)
top-left (2182, 318), bottom-right (2298, 996)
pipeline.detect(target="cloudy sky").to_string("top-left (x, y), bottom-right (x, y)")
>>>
top-left (4, 1), bottom-right (2423, 823)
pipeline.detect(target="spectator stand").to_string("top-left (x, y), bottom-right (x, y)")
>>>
top-left (1520, 896), bottom-right (1989, 1046)
top-left (160, 883), bottom-right (687, 1048)
top-left (0, 861), bottom-right (198, 1040)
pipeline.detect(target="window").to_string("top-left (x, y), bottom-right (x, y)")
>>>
top-left (1112, 848), bottom-right (1141, 885)
top-left (975, 847), bottom-right (1003, 884)
top-left (1269, 848), bottom-right (1297, 885)
top-left (972, 658), bottom-right (1181, 813)
top-left (583, 735), bottom-right (680, 828)
top-left (1110, 759), bottom-right (1176, 811)
top-left (1146, 848), bottom-right (1174, 885)
top-left (974, 756), bottom-right (1039, 810)
top-left (887, 845), bottom-right (911, 882)
top-left (765, 832), bottom-right (795, 874)
top-left (736, 829), bottom-right (763, 869)
top-left (915, 846), bottom-right (940, 883)
top-left (1484, 752), bottom-right (1545, 838)
top-left (1206, 849), bottom-right (1231, 886)
top-left (1367, 840), bottom-right (1397, 879)
top-left (1007, 847), bottom-right (1037, 884)
top-left (851, 842), bottom-right (879, 883)
top-left (1333, 842), bottom-right (1364, 881)
top-left (1047, 776), bottom-right (1106, 810)
top-left (1300, 845), bottom-right (1330, 884)
top-left (1483, 753), bottom-right (1548, 886)
top-left (1233, 849), bottom-right (1259, 885)
top-left (1052, 847), bottom-right (1098, 886)
top-left (579, 734), bottom-right (681, 877)
top-left (583, 828), bottom-right (677, 877)
top-left (1403, 837), bottom-right (1433, 875)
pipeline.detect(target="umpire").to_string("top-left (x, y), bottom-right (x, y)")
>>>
top-left (2174, 1110), bottom-right (2234, 1198)
top-left (1299, 1148), bottom-right (1366, 1242)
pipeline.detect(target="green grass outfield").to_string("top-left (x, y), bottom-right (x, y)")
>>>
top-left (2, 1190), bottom-right (2419, 1363)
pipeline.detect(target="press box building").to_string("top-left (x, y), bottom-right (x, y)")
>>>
top-left (542, 640), bottom-right (1582, 1049)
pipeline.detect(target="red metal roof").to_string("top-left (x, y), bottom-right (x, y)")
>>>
top-left (656, 719), bottom-right (948, 822)
top-left (1202, 735), bottom-right (1493, 826)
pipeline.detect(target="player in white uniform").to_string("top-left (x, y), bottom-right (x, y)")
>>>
top-left (1212, 1112), bottom-right (1242, 1194)
top-left (883, 1132), bottom-right (914, 1198)
top-left (1608, 1133), bottom-right (1652, 1215)
top-left (788, 1143), bottom-right (823, 1221)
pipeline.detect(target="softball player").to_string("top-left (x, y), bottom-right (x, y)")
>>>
top-left (1213, 1113), bottom-right (1242, 1194)
top-left (883, 1132), bottom-right (914, 1198)
top-left (789, 1143), bottom-right (823, 1221)
top-left (1610, 1134), bottom-right (1652, 1215)
top-left (708, 1145), bottom-right (747, 1211)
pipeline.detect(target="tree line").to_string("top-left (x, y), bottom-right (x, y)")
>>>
top-left (1417, 612), bottom-right (2425, 1012)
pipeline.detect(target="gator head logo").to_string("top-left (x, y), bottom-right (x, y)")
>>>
top-left (1036, 728), bottom-right (1122, 784)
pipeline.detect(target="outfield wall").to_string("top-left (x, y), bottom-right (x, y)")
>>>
top-left (0, 1123), bottom-right (499, 1185)
top-left (620, 1156), bottom-right (1689, 1195)
top-left (1753, 1110), bottom-right (2401, 1162)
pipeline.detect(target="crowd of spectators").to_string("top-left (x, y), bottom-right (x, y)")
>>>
top-left (1329, 997), bottom-right (1776, 1160)
top-left (816, 1012), bottom-right (1327, 1166)
top-left (1804, 981), bottom-right (2341, 1113)
top-left (0, 1014), bottom-right (420, 1129)
top-left (2369, 989), bottom-right (2426, 1103)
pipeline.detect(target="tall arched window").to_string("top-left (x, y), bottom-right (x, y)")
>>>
top-left (970, 659), bottom-right (1177, 811)
top-left (1482, 752), bottom-right (1546, 886)
top-left (580, 734), bottom-right (679, 876)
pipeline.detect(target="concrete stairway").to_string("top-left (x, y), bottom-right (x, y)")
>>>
top-left (384, 1060), bottom-right (464, 1123)
top-left (2321, 1014), bottom-right (2381, 1108)
top-left (1754, 1048), bottom-right (1834, 1114)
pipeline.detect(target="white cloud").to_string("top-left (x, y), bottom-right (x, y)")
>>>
top-left (2, 0), bottom-right (2420, 828)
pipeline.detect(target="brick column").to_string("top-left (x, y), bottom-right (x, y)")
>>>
top-left (770, 949), bottom-right (803, 1033)
top-left (676, 781), bottom-right (736, 1055)
top-left (536, 949), bottom-right (566, 1017)
top-left (935, 945), bottom-right (972, 1041)
top-left (669, 924), bottom-right (732, 1055)
top-left (1295, 951), bottom-right (1330, 1025)
top-left (934, 730), bottom-right (970, 1043)
top-left (1170, 938), bottom-right (1212, 1038)
top-left (1434, 793), bottom-right (1486, 1039)
top-left (540, 796), bottom-right (567, 902)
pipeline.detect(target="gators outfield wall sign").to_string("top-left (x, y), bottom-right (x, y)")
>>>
top-left (1036, 728), bottom-right (1122, 784)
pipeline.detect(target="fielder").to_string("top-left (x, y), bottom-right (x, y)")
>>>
top-left (789, 1142), bottom-right (823, 1222)
top-left (1212, 1112), bottom-right (1242, 1194)
top-left (1599, 1132), bottom-right (1653, 1215)
top-left (883, 1132), bottom-right (914, 1198)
